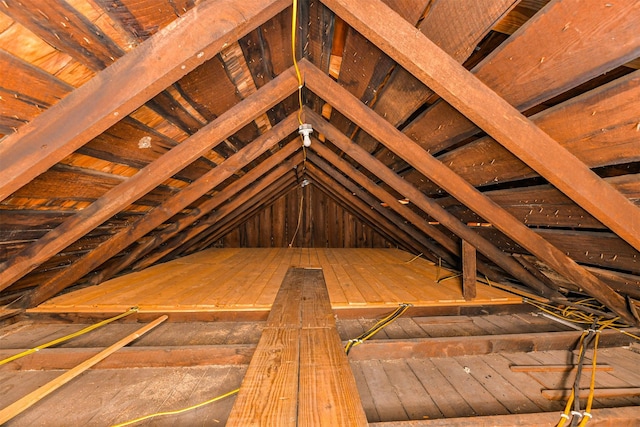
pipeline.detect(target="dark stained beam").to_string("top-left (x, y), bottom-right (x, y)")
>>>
top-left (132, 150), bottom-right (304, 271)
top-left (100, 142), bottom-right (302, 279)
top-left (0, 67), bottom-right (299, 294)
top-left (304, 107), bottom-right (558, 300)
top-left (306, 153), bottom-right (450, 264)
top-left (462, 240), bottom-right (477, 300)
top-left (301, 60), bottom-right (636, 325)
top-left (184, 176), bottom-right (298, 255)
top-left (305, 166), bottom-right (422, 255)
top-left (309, 141), bottom-right (458, 261)
top-left (0, 0), bottom-right (290, 201)
top-left (169, 168), bottom-right (300, 258)
top-left (306, 148), bottom-right (510, 283)
top-left (20, 114), bottom-right (299, 307)
top-left (321, 0), bottom-right (640, 253)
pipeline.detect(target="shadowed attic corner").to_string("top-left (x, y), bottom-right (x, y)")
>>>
top-left (1, 0), bottom-right (640, 425)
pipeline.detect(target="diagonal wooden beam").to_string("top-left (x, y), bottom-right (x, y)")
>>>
top-left (304, 108), bottom-right (557, 299)
top-left (182, 174), bottom-right (299, 256)
top-left (131, 148), bottom-right (304, 272)
top-left (0, 67), bottom-right (299, 294)
top-left (0, 0), bottom-right (290, 202)
top-left (301, 61), bottom-right (635, 324)
top-left (306, 152), bottom-right (452, 265)
top-left (306, 145), bottom-right (512, 283)
top-left (20, 114), bottom-right (300, 307)
top-left (109, 143), bottom-right (302, 277)
top-left (308, 141), bottom-right (458, 257)
top-left (321, 0), bottom-right (640, 253)
top-left (305, 165), bottom-right (423, 256)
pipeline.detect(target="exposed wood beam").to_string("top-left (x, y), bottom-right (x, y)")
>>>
top-left (462, 240), bottom-right (477, 300)
top-left (322, 0), bottom-right (640, 254)
top-left (347, 328), bottom-right (640, 360)
top-left (301, 61), bottom-right (636, 325)
top-left (306, 154), bottom-right (448, 263)
top-left (309, 143), bottom-right (457, 262)
top-left (132, 150), bottom-right (304, 271)
top-left (305, 166), bottom-right (422, 255)
top-left (20, 115), bottom-right (299, 307)
top-left (171, 170), bottom-right (299, 257)
top-left (0, 345), bottom-right (255, 371)
top-left (115, 143), bottom-right (302, 275)
top-left (0, 0), bottom-right (290, 202)
top-left (307, 148), bottom-right (510, 283)
top-left (190, 178), bottom-right (298, 254)
top-left (306, 173), bottom-right (418, 253)
top-left (0, 67), bottom-right (299, 294)
top-left (303, 107), bottom-right (558, 300)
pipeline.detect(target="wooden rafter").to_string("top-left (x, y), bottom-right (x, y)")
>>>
top-left (0, 0), bottom-right (290, 202)
top-left (0, 67), bottom-right (300, 294)
top-left (305, 165), bottom-right (423, 255)
top-left (128, 143), bottom-right (303, 273)
top-left (132, 149), bottom-right (304, 272)
top-left (304, 107), bottom-right (558, 300)
top-left (322, 0), bottom-right (640, 254)
top-left (306, 149), bottom-right (512, 284)
top-left (20, 114), bottom-right (300, 307)
top-left (185, 174), bottom-right (299, 255)
top-left (308, 141), bottom-right (458, 260)
top-left (306, 152), bottom-right (453, 265)
top-left (301, 61), bottom-right (635, 324)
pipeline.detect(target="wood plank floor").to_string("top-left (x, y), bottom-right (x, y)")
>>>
top-left (30, 248), bottom-right (521, 313)
top-left (2, 314), bottom-right (638, 425)
top-left (351, 347), bottom-right (640, 423)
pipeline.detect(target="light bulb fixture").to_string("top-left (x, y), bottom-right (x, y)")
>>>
top-left (299, 123), bottom-right (313, 147)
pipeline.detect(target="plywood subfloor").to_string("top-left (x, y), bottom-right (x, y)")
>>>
top-left (30, 248), bottom-right (521, 313)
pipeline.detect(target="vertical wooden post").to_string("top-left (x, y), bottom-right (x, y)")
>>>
top-left (462, 240), bottom-right (477, 300)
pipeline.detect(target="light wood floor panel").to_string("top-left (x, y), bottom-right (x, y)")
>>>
top-left (30, 248), bottom-right (521, 313)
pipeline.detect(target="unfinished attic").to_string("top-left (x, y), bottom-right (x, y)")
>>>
top-left (1, 0), bottom-right (640, 425)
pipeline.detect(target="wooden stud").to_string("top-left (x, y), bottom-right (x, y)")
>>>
top-left (462, 240), bottom-right (477, 301)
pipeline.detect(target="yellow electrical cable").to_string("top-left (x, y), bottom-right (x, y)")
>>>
top-left (110, 388), bottom-right (239, 427)
top-left (556, 329), bottom-right (589, 427)
top-left (288, 189), bottom-right (305, 248)
top-left (577, 321), bottom-right (608, 427)
top-left (0, 307), bottom-right (139, 367)
top-left (291, 0), bottom-right (304, 125)
top-left (345, 303), bottom-right (412, 354)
